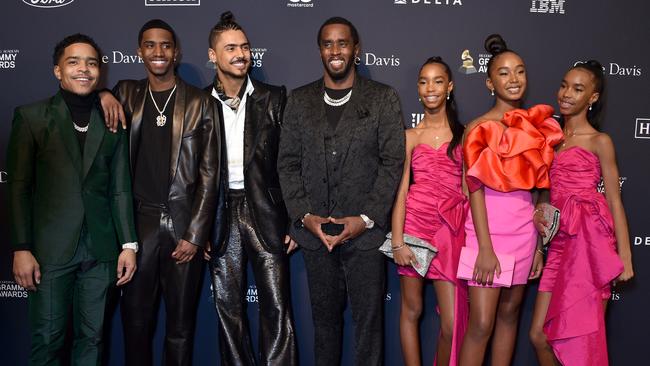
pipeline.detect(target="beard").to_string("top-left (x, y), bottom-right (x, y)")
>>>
top-left (322, 57), bottom-right (355, 81)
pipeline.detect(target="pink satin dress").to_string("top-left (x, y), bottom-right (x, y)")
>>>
top-left (540, 146), bottom-right (623, 366)
top-left (398, 142), bottom-right (467, 280)
top-left (397, 142), bottom-right (469, 366)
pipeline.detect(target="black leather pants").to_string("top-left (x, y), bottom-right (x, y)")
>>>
top-left (121, 202), bottom-right (204, 366)
top-left (209, 190), bottom-right (296, 366)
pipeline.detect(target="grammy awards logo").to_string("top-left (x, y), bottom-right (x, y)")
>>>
top-left (246, 285), bottom-right (258, 303)
top-left (0, 280), bottom-right (28, 298)
top-left (597, 176), bottom-right (626, 194)
top-left (458, 49), bottom-right (477, 74)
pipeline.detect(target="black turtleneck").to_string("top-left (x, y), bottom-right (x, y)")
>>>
top-left (324, 87), bottom-right (351, 130)
top-left (60, 87), bottom-right (97, 152)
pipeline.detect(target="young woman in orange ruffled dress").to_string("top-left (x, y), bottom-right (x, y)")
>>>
top-left (458, 34), bottom-right (563, 366)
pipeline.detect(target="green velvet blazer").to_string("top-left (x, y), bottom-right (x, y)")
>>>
top-left (7, 92), bottom-right (137, 265)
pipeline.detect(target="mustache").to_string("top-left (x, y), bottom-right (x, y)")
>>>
top-left (230, 57), bottom-right (249, 64)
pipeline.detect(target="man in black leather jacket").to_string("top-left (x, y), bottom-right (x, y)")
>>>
top-left (204, 12), bottom-right (297, 366)
top-left (102, 19), bottom-right (219, 365)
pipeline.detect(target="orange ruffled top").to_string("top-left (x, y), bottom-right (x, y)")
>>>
top-left (464, 104), bottom-right (563, 193)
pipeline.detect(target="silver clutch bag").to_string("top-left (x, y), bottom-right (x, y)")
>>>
top-left (379, 232), bottom-right (438, 277)
top-left (539, 203), bottom-right (560, 246)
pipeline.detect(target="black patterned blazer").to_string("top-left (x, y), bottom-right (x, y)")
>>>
top-left (278, 75), bottom-right (405, 250)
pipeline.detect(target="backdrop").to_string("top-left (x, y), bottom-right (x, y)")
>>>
top-left (1, 0), bottom-right (649, 365)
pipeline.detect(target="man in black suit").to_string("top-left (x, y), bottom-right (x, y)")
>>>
top-left (102, 19), bottom-right (219, 365)
top-left (204, 12), bottom-right (296, 366)
top-left (278, 16), bottom-right (405, 366)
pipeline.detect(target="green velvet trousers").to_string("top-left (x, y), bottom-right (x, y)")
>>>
top-left (28, 228), bottom-right (116, 366)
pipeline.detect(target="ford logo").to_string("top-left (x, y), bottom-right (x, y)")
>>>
top-left (22, 0), bottom-right (75, 8)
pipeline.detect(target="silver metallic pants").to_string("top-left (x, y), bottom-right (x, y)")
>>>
top-left (209, 190), bottom-right (296, 366)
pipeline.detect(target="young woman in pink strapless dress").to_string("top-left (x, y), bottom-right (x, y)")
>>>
top-left (459, 34), bottom-right (563, 366)
top-left (529, 61), bottom-right (634, 366)
top-left (390, 57), bottom-right (467, 366)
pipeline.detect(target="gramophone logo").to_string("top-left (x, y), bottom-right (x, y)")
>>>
top-left (458, 49), bottom-right (477, 74)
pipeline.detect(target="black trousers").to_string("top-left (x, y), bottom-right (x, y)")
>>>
top-left (121, 202), bottom-right (204, 366)
top-left (302, 244), bottom-right (386, 366)
top-left (209, 190), bottom-right (296, 366)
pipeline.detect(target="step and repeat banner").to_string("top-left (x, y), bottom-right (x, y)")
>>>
top-left (1, 0), bottom-right (649, 365)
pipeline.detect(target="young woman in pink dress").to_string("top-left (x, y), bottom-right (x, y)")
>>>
top-left (390, 57), bottom-right (467, 366)
top-left (529, 61), bottom-right (634, 366)
top-left (459, 34), bottom-right (563, 366)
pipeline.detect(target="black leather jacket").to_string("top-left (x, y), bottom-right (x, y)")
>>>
top-left (206, 78), bottom-right (289, 255)
top-left (114, 77), bottom-right (219, 247)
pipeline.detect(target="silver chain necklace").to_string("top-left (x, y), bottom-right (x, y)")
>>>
top-left (323, 90), bottom-right (352, 107)
top-left (73, 121), bottom-right (88, 133)
top-left (148, 84), bottom-right (177, 127)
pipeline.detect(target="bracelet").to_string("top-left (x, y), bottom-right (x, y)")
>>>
top-left (391, 243), bottom-right (405, 251)
top-left (536, 248), bottom-right (544, 255)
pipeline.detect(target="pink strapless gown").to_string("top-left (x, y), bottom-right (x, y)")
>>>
top-left (397, 143), bottom-right (469, 366)
top-left (540, 146), bottom-right (623, 366)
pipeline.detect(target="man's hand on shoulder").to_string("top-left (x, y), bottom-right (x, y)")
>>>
top-left (116, 249), bottom-right (137, 286)
top-left (98, 90), bottom-right (126, 133)
top-left (13, 250), bottom-right (40, 291)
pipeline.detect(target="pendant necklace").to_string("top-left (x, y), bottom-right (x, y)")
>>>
top-left (149, 83), bottom-right (177, 127)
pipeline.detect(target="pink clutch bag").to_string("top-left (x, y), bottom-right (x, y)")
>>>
top-left (456, 246), bottom-right (516, 287)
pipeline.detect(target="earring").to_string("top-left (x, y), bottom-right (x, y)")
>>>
top-left (490, 89), bottom-right (495, 96)
top-left (446, 93), bottom-right (450, 100)
top-left (418, 97), bottom-right (422, 102)
top-left (588, 104), bottom-right (592, 111)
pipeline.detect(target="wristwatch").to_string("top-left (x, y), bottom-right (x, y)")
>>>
top-left (360, 214), bottom-right (374, 229)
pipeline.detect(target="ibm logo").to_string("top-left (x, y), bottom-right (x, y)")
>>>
top-left (635, 118), bottom-right (650, 139)
top-left (529, 0), bottom-right (565, 14)
top-left (145, 0), bottom-right (200, 6)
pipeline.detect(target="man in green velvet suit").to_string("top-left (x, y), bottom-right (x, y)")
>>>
top-left (6, 34), bottom-right (138, 365)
